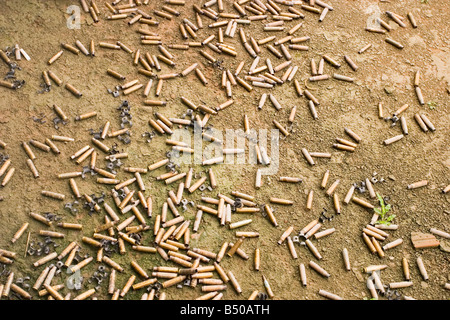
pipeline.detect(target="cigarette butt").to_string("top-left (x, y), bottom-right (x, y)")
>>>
top-left (305, 190), bottom-right (314, 210)
top-left (248, 290), bottom-right (259, 300)
top-left (299, 264), bottom-right (307, 286)
top-left (371, 237), bottom-right (385, 258)
top-left (344, 186), bottom-right (355, 204)
top-left (41, 190), bottom-right (65, 201)
top-left (333, 74), bottom-right (354, 82)
top-left (420, 114), bottom-right (435, 131)
top-left (26, 159), bottom-right (39, 178)
top-left (415, 87), bottom-right (424, 105)
top-left (365, 178), bottom-right (376, 198)
top-left (383, 238), bottom-right (403, 251)
top-left (302, 148), bottom-right (315, 165)
top-left (333, 193), bottom-right (341, 214)
top-left (315, 228), bottom-right (336, 239)
top-left (11, 223), bottom-right (28, 243)
top-left (287, 237), bottom-right (298, 259)
top-left (274, 226), bottom-right (292, 245)
top-left (344, 55), bottom-right (358, 71)
top-left (305, 239), bottom-right (322, 260)
top-left (378, 102), bottom-right (384, 119)
top-left (384, 134), bottom-right (404, 145)
top-left (414, 113), bottom-right (428, 132)
top-left (326, 179), bottom-right (340, 196)
top-left (407, 12), bottom-right (417, 28)
top-left (344, 128), bottom-right (361, 143)
top-left (430, 228), bottom-right (450, 239)
top-left (359, 44), bottom-right (372, 54)
top-left (390, 281), bottom-right (413, 289)
top-left (362, 233), bottom-right (377, 254)
top-left (48, 50), bottom-right (63, 64)
top-left (365, 27), bottom-right (386, 34)
top-left (400, 116), bottom-right (408, 135)
top-left (254, 248), bottom-right (260, 271)
top-left (385, 38), bottom-right (404, 49)
top-left (372, 269), bottom-right (385, 294)
top-left (65, 83), bottom-right (82, 97)
top-left (262, 274), bottom-right (274, 298)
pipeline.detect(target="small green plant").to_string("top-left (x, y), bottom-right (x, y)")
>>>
top-left (420, 0), bottom-right (429, 4)
top-left (427, 101), bottom-right (437, 110)
top-left (374, 193), bottom-right (396, 225)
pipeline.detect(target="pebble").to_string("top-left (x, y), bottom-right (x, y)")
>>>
top-left (421, 281), bottom-right (428, 289)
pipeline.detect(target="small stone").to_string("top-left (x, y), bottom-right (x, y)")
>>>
top-left (352, 268), bottom-right (364, 282)
top-left (439, 240), bottom-right (450, 253)
top-left (421, 281), bottom-right (428, 289)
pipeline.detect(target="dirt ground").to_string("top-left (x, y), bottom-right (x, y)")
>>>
top-left (0, 0), bottom-right (449, 300)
